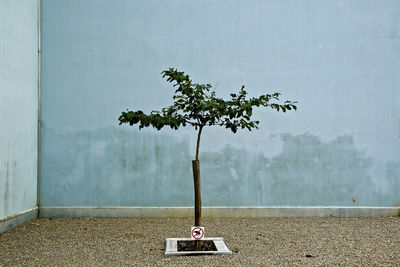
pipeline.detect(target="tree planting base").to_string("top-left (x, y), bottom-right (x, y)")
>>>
top-left (165, 237), bottom-right (232, 256)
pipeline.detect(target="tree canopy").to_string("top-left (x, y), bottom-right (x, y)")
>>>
top-left (118, 68), bottom-right (297, 134)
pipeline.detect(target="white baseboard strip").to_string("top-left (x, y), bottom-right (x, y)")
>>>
top-left (39, 206), bottom-right (400, 218)
top-left (0, 208), bottom-right (38, 234)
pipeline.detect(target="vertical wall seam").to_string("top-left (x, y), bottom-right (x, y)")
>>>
top-left (36, 0), bottom-right (41, 216)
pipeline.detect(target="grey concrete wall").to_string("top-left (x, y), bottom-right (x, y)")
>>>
top-left (0, 0), bottom-right (39, 221)
top-left (40, 0), bottom-right (400, 209)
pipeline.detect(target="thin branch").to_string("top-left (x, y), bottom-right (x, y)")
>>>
top-left (184, 119), bottom-right (197, 126)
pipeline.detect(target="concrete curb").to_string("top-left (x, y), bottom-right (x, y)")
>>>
top-left (0, 208), bottom-right (38, 234)
top-left (39, 206), bottom-right (400, 218)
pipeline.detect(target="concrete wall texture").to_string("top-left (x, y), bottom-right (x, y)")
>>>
top-left (40, 0), bottom-right (400, 208)
top-left (0, 0), bottom-right (39, 220)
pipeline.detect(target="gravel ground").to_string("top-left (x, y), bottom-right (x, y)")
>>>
top-left (0, 217), bottom-right (399, 266)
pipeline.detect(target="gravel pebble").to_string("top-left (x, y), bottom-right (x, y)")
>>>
top-left (0, 217), bottom-right (399, 266)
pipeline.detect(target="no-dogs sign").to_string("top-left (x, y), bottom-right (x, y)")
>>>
top-left (191, 227), bottom-right (205, 240)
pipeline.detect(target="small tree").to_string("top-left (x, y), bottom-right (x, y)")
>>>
top-left (119, 68), bottom-right (297, 235)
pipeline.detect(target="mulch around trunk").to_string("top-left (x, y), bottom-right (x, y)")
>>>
top-left (177, 240), bottom-right (217, 252)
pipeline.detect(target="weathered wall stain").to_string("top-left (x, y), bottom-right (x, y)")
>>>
top-left (41, 128), bottom-right (193, 206)
top-left (40, 128), bottom-right (400, 207)
top-left (384, 161), bottom-right (400, 205)
top-left (1, 160), bottom-right (21, 217)
top-left (267, 134), bottom-right (373, 205)
top-left (202, 133), bottom-right (378, 206)
top-left (3, 162), bottom-right (10, 216)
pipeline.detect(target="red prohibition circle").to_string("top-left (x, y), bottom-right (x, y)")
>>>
top-left (191, 227), bottom-right (204, 239)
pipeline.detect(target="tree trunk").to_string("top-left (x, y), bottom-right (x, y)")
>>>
top-left (192, 159), bottom-right (201, 251)
top-left (192, 160), bottom-right (201, 226)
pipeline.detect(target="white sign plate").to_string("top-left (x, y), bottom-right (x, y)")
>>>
top-left (191, 227), bottom-right (205, 240)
